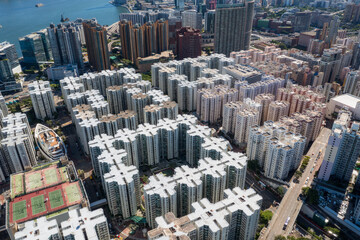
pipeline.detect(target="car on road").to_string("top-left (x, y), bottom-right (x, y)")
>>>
top-left (283, 217), bottom-right (290, 230)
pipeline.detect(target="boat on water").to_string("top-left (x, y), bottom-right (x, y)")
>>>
top-left (35, 124), bottom-right (67, 161)
top-left (35, 3), bottom-right (44, 7)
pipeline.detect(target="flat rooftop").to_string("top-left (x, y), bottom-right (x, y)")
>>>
top-left (331, 94), bottom-right (360, 109)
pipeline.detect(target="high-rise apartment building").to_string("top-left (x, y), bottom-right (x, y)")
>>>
top-left (181, 10), bottom-right (202, 30)
top-left (14, 217), bottom-right (61, 240)
top-left (148, 187), bottom-right (262, 240)
top-left (344, 70), bottom-right (360, 97)
top-left (267, 101), bottom-right (290, 122)
top-left (318, 111), bottom-right (351, 182)
top-left (197, 86), bottom-right (238, 124)
top-left (0, 53), bottom-right (15, 90)
top-left (61, 208), bottom-right (110, 240)
top-left (247, 121), bottom-right (306, 179)
top-left (83, 20), bottom-right (110, 71)
top-left (0, 93), bottom-right (8, 119)
top-left (205, 10), bottom-right (216, 33)
top-left (47, 23), bottom-right (84, 71)
top-left (330, 121), bottom-right (360, 183)
top-left (119, 19), bottom-right (169, 63)
top-left (175, 0), bottom-right (185, 10)
top-left (255, 93), bottom-right (275, 124)
top-left (222, 100), bottom-right (261, 136)
top-left (279, 110), bottom-right (323, 145)
top-left (293, 11), bottom-right (312, 32)
top-left (0, 113), bottom-right (36, 175)
top-left (234, 108), bottom-right (259, 144)
top-left (29, 80), bottom-right (56, 120)
top-left (175, 27), bottom-right (202, 60)
top-left (97, 147), bottom-right (141, 218)
top-left (214, 2), bottom-right (254, 56)
top-left (36, 29), bottom-right (53, 61)
top-left (144, 155), bottom-right (247, 228)
top-left (0, 42), bottom-right (19, 69)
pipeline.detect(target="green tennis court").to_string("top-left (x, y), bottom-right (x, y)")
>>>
top-left (27, 172), bottom-right (43, 191)
top-left (44, 168), bottom-right (58, 186)
top-left (12, 200), bottom-right (27, 221)
top-left (59, 167), bottom-right (69, 182)
top-left (11, 174), bottom-right (24, 198)
top-left (49, 190), bottom-right (64, 209)
top-left (65, 184), bottom-right (81, 203)
top-left (31, 195), bottom-right (46, 215)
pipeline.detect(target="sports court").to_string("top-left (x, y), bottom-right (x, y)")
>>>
top-left (48, 189), bottom-right (64, 209)
top-left (11, 200), bottom-right (27, 222)
top-left (9, 181), bottom-right (83, 224)
top-left (31, 195), bottom-right (46, 215)
top-left (25, 171), bottom-right (43, 192)
top-left (64, 182), bottom-right (82, 204)
top-left (11, 165), bottom-right (69, 197)
top-left (10, 173), bottom-right (24, 199)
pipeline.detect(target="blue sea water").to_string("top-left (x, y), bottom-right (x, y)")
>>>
top-left (0, 0), bottom-right (129, 54)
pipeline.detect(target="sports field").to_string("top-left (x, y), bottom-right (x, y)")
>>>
top-left (26, 172), bottom-right (43, 192)
top-left (9, 181), bottom-right (84, 224)
top-left (59, 167), bottom-right (69, 182)
top-left (12, 200), bottom-right (27, 222)
top-left (64, 183), bottom-right (81, 204)
top-left (44, 167), bottom-right (58, 186)
top-left (49, 189), bottom-right (64, 209)
top-left (31, 195), bottom-right (46, 215)
top-left (10, 174), bottom-right (24, 199)
top-left (10, 165), bottom-right (68, 198)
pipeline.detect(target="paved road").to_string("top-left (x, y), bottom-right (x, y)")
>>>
top-left (260, 128), bottom-right (332, 240)
top-left (245, 171), bottom-right (281, 210)
top-left (251, 33), bottom-right (283, 44)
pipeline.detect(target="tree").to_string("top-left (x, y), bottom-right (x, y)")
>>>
top-left (141, 72), bottom-right (152, 82)
top-left (278, 42), bottom-right (288, 50)
top-left (274, 236), bottom-right (286, 240)
top-left (276, 186), bottom-right (285, 197)
top-left (260, 210), bottom-right (273, 225)
top-left (141, 175), bottom-right (149, 184)
top-left (15, 104), bottom-right (21, 112)
top-left (45, 120), bottom-right (53, 127)
top-left (302, 187), bottom-right (319, 205)
top-left (324, 226), bottom-right (340, 235)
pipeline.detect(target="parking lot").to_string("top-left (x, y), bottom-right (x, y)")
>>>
top-left (318, 189), bottom-right (356, 221)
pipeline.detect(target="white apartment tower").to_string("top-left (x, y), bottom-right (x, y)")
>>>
top-left (148, 187), bottom-right (262, 240)
top-left (247, 121), bottom-right (306, 180)
top-left (267, 101), bottom-right (290, 122)
top-left (255, 93), bottom-right (275, 124)
top-left (61, 208), bottom-right (110, 240)
top-left (28, 80), bottom-right (56, 120)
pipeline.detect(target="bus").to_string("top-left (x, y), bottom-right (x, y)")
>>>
top-left (283, 217), bottom-right (290, 230)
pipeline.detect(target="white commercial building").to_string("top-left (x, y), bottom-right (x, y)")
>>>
top-left (327, 94), bottom-right (360, 120)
